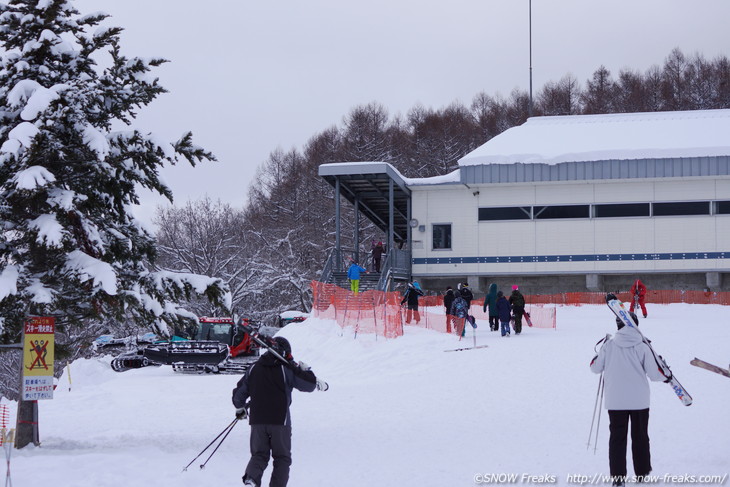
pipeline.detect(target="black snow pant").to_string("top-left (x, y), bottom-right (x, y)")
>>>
top-left (244, 424), bottom-right (292, 487)
top-left (608, 409), bottom-right (652, 480)
top-left (488, 315), bottom-right (499, 331)
top-left (512, 309), bottom-right (524, 334)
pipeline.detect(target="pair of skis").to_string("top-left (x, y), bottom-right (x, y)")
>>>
top-left (605, 294), bottom-right (692, 406)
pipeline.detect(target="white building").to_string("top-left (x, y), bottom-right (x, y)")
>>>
top-left (320, 109), bottom-right (730, 293)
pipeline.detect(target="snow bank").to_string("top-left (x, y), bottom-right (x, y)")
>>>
top-left (5, 304), bottom-right (729, 486)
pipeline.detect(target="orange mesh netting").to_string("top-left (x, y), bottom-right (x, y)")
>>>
top-left (311, 282), bottom-right (558, 338)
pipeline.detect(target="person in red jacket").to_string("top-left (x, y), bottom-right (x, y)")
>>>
top-left (630, 279), bottom-right (648, 318)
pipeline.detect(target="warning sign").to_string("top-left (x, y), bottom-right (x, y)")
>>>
top-left (22, 317), bottom-right (55, 400)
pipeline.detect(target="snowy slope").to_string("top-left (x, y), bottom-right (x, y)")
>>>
top-left (4, 304), bottom-right (729, 487)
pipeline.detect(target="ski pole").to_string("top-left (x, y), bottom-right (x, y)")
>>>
top-left (593, 376), bottom-right (605, 454)
top-left (182, 418), bottom-right (238, 472)
top-left (587, 372), bottom-right (603, 450)
top-left (199, 418), bottom-right (239, 470)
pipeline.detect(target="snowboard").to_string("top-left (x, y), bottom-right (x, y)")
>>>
top-left (524, 310), bottom-right (533, 327)
top-left (690, 358), bottom-right (730, 378)
top-left (606, 294), bottom-right (692, 406)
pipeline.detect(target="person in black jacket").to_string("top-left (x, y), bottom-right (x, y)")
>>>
top-left (444, 286), bottom-right (456, 333)
top-left (232, 336), bottom-right (326, 487)
top-left (400, 281), bottom-right (424, 324)
top-left (458, 282), bottom-right (474, 307)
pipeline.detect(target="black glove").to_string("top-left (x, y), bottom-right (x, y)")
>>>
top-left (316, 379), bottom-right (329, 391)
top-left (235, 407), bottom-right (248, 420)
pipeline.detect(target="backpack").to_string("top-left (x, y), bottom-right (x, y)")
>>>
top-left (451, 295), bottom-right (468, 318)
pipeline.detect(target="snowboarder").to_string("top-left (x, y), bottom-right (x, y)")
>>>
top-left (444, 286), bottom-right (456, 333)
top-left (629, 279), bottom-right (648, 318)
top-left (496, 291), bottom-right (512, 337)
top-left (482, 283), bottom-right (499, 331)
top-left (232, 336), bottom-right (322, 487)
top-left (347, 259), bottom-right (367, 294)
top-left (401, 281), bottom-right (424, 324)
top-left (450, 288), bottom-right (470, 337)
top-left (371, 241), bottom-right (385, 272)
top-left (509, 285), bottom-right (525, 335)
top-left (589, 313), bottom-right (668, 486)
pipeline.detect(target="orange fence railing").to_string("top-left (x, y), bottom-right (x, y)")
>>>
top-left (311, 282), bottom-right (558, 339)
top-left (528, 290), bottom-right (730, 306)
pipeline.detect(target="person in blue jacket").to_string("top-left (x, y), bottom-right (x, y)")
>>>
top-left (347, 259), bottom-right (367, 293)
top-left (496, 290), bottom-right (512, 337)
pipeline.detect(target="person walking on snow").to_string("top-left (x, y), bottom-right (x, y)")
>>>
top-left (630, 279), bottom-right (648, 318)
top-left (496, 290), bottom-right (512, 337)
top-left (444, 286), bottom-right (456, 334)
top-left (347, 259), bottom-right (367, 294)
top-left (450, 288), bottom-right (470, 337)
top-left (401, 281), bottom-right (424, 324)
top-left (509, 285), bottom-right (526, 335)
top-left (232, 336), bottom-right (327, 487)
top-left (483, 283), bottom-right (499, 331)
top-left (457, 282), bottom-right (474, 307)
top-left (589, 311), bottom-right (669, 486)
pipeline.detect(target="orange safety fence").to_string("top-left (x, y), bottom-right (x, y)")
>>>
top-left (310, 282), bottom-right (558, 339)
top-left (529, 290), bottom-right (730, 306)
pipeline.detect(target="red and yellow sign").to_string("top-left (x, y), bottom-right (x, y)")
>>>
top-left (22, 317), bottom-right (55, 400)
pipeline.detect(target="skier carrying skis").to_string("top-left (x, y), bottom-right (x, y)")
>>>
top-left (482, 282), bottom-right (499, 331)
top-left (401, 281), bottom-right (424, 324)
top-left (232, 336), bottom-right (326, 487)
top-left (589, 313), bottom-right (669, 486)
top-left (629, 279), bottom-right (648, 318)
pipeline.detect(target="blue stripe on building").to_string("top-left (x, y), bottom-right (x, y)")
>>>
top-left (413, 252), bottom-right (730, 265)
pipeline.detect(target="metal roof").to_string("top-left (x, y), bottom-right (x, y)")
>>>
top-left (319, 162), bottom-right (411, 242)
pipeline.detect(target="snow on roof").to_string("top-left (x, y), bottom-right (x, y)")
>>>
top-left (458, 109), bottom-right (730, 166)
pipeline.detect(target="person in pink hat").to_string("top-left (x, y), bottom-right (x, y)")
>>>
top-left (509, 285), bottom-right (526, 334)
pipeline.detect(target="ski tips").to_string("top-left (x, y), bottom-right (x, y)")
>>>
top-left (605, 293), bottom-right (617, 303)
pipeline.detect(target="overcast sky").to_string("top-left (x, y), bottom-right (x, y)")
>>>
top-left (72, 0), bottom-right (730, 225)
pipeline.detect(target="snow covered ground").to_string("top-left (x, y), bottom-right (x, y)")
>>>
top-left (3, 304), bottom-right (729, 487)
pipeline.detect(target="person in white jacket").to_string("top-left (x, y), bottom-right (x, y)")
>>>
top-left (590, 312), bottom-right (668, 486)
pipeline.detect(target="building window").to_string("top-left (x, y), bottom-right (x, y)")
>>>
top-left (653, 201), bottom-right (709, 216)
top-left (594, 203), bottom-right (650, 218)
top-left (534, 205), bottom-right (590, 219)
top-left (432, 224), bottom-right (451, 250)
top-left (479, 206), bottom-right (531, 221)
top-left (715, 201), bottom-right (730, 214)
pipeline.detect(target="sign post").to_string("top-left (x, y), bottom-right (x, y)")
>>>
top-left (16, 317), bottom-right (55, 448)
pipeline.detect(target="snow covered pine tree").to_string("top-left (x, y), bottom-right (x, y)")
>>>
top-left (0, 0), bottom-right (228, 446)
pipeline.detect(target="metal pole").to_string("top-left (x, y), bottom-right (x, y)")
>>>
top-left (354, 198), bottom-right (360, 264)
top-left (529, 0), bottom-right (533, 117)
top-left (335, 178), bottom-right (341, 272)
top-left (406, 196), bottom-right (412, 282)
top-left (388, 180), bottom-right (394, 256)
